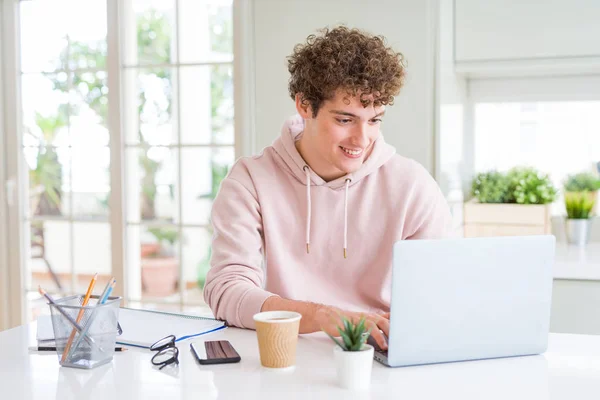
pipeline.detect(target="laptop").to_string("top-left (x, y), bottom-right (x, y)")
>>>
top-left (369, 235), bottom-right (555, 367)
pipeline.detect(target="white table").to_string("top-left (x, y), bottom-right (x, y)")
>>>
top-left (2, 323), bottom-right (600, 399)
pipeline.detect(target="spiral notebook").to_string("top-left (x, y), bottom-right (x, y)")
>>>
top-left (116, 307), bottom-right (226, 349)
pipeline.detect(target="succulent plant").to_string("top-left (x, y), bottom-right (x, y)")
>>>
top-left (565, 191), bottom-right (596, 219)
top-left (326, 315), bottom-right (372, 352)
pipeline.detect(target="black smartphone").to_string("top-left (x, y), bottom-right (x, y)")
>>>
top-left (190, 341), bottom-right (241, 365)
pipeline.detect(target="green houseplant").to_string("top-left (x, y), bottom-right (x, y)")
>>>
top-left (29, 111), bottom-right (67, 216)
top-left (137, 142), bottom-right (181, 297)
top-left (326, 315), bottom-right (372, 351)
top-left (471, 167), bottom-right (557, 205)
top-left (27, 111), bottom-right (66, 290)
top-left (506, 167), bottom-right (558, 205)
top-left (564, 173), bottom-right (600, 193)
top-left (137, 135), bottom-right (180, 297)
top-left (327, 315), bottom-right (375, 390)
top-left (565, 192), bottom-right (596, 219)
top-left (465, 167), bottom-right (558, 237)
top-left (471, 171), bottom-right (511, 204)
top-left (563, 172), bottom-right (599, 246)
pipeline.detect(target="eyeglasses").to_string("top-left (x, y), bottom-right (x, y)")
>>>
top-left (150, 335), bottom-right (179, 370)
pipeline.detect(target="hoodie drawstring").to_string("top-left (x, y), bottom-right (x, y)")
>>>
top-left (303, 166), bottom-right (311, 253)
top-left (344, 178), bottom-right (351, 258)
top-left (303, 165), bottom-right (350, 258)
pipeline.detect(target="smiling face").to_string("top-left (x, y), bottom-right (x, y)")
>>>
top-left (295, 90), bottom-right (385, 182)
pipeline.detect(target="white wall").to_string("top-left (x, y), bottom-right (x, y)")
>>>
top-left (250, 0), bottom-right (438, 174)
top-left (453, 0), bottom-right (600, 78)
top-left (438, 0), bottom-right (468, 235)
top-left (454, 0), bottom-right (600, 62)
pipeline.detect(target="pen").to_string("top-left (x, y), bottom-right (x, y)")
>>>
top-left (99, 279), bottom-right (116, 304)
top-left (97, 277), bottom-right (122, 335)
top-left (97, 277), bottom-right (115, 302)
top-left (30, 346), bottom-right (127, 352)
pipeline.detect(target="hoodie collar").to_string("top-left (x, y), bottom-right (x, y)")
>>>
top-left (272, 114), bottom-right (396, 190)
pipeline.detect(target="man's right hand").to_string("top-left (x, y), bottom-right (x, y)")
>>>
top-left (261, 296), bottom-right (390, 350)
top-left (314, 306), bottom-right (390, 350)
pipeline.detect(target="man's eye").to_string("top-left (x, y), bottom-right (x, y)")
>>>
top-left (337, 119), bottom-right (352, 124)
top-left (371, 118), bottom-right (382, 124)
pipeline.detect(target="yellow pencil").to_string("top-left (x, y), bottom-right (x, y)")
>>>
top-left (61, 273), bottom-right (98, 362)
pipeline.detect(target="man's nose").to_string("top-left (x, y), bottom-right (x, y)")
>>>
top-left (351, 124), bottom-right (371, 147)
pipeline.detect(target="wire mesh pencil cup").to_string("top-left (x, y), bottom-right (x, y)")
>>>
top-left (48, 294), bottom-right (121, 369)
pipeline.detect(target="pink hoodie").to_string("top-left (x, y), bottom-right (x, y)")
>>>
top-left (204, 115), bottom-right (454, 329)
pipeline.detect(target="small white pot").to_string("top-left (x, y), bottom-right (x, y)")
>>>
top-left (565, 218), bottom-right (592, 246)
top-left (333, 344), bottom-right (374, 390)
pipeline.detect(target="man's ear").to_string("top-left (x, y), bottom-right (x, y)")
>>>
top-left (295, 94), bottom-right (313, 118)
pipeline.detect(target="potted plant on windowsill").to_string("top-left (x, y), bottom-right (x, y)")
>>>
top-left (138, 133), bottom-right (182, 297)
top-left (464, 167), bottom-right (558, 237)
top-left (326, 315), bottom-right (374, 391)
top-left (563, 172), bottom-right (600, 246)
top-left (141, 227), bottom-right (179, 296)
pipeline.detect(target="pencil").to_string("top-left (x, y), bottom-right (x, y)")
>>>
top-left (37, 286), bottom-right (98, 349)
top-left (61, 273), bottom-right (98, 362)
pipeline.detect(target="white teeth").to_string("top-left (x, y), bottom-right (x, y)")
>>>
top-left (341, 147), bottom-right (363, 156)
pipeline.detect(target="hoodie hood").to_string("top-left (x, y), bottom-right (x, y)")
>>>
top-left (272, 114), bottom-right (396, 190)
top-left (272, 114), bottom-right (397, 257)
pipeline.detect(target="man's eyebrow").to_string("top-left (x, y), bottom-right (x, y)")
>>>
top-left (329, 110), bottom-right (386, 118)
top-left (329, 110), bottom-right (358, 117)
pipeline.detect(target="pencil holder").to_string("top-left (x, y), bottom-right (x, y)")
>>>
top-left (48, 294), bottom-right (122, 369)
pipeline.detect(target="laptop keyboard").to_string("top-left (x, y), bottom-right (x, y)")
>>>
top-left (367, 335), bottom-right (388, 356)
top-left (375, 347), bottom-right (388, 356)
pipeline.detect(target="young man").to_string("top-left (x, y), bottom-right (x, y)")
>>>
top-left (204, 26), bottom-right (454, 350)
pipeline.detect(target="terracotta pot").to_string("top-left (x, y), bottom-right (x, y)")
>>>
top-left (140, 243), bottom-right (160, 258)
top-left (141, 257), bottom-right (178, 296)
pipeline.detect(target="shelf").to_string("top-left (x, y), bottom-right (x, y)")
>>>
top-left (553, 243), bottom-right (600, 281)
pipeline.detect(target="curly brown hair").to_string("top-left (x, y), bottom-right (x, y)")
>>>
top-left (287, 26), bottom-right (406, 116)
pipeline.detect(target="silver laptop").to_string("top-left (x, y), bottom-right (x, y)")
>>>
top-left (370, 235), bottom-right (555, 367)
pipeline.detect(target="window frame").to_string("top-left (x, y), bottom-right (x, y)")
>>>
top-left (2, 0), bottom-right (27, 330)
top-left (1, 0), bottom-right (252, 327)
top-left (468, 75), bottom-right (600, 103)
top-left (456, 74), bottom-right (600, 195)
top-left (0, 0), bottom-right (9, 331)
